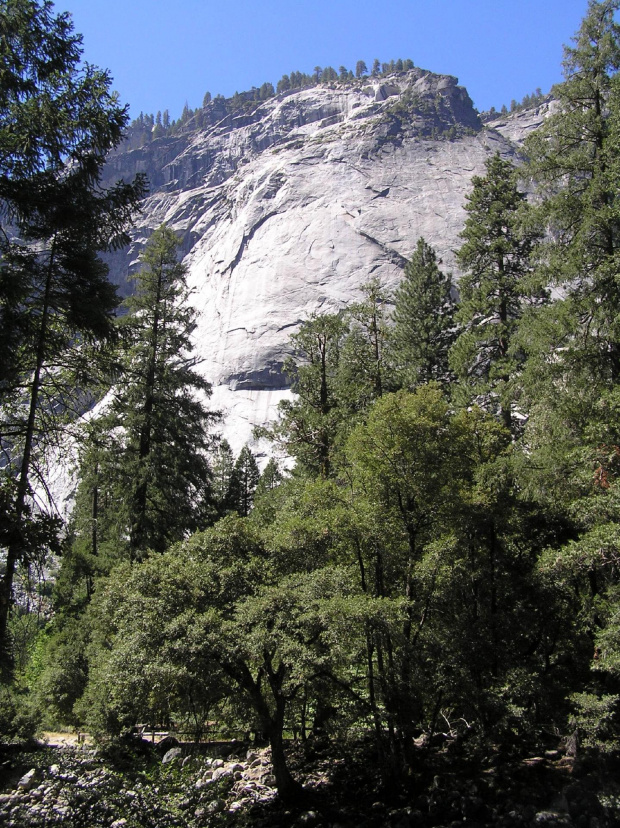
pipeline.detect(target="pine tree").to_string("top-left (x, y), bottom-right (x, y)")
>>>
top-left (449, 154), bottom-right (542, 431)
top-left (229, 445), bottom-right (260, 517)
top-left (390, 238), bottom-right (456, 390)
top-left (256, 458), bottom-right (283, 497)
top-left (0, 0), bottom-right (145, 659)
top-left (274, 313), bottom-right (348, 478)
top-left (277, 74), bottom-right (291, 93)
top-left (100, 225), bottom-right (215, 560)
top-left (337, 278), bottom-right (394, 418)
top-left (524, 0), bottom-right (620, 382)
top-left (211, 438), bottom-right (236, 515)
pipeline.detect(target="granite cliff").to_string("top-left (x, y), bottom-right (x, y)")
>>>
top-left (102, 68), bottom-right (549, 455)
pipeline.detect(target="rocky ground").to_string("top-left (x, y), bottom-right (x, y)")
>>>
top-left (1, 735), bottom-right (620, 827)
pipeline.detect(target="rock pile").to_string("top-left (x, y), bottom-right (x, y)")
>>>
top-left (0, 743), bottom-right (278, 827)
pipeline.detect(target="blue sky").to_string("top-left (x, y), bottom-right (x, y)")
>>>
top-left (57, 0), bottom-right (589, 121)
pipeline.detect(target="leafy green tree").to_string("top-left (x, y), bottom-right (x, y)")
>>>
top-left (345, 387), bottom-right (467, 746)
top-left (449, 153), bottom-right (542, 431)
top-left (371, 58), bottom-right (381, 76)
top-left (355, 60), bottom-right (368, 78)
top-left (80, 516), bottom-right (378, 801)
top-left (345, 388), bottom-right (573, 750)
top-left (389, 237), bottom-right (457, 390)
top-left (0, 0), bottom-right (145, 660)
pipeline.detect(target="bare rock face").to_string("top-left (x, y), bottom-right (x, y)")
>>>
top-left (103, 69), bottom-right (539, 455)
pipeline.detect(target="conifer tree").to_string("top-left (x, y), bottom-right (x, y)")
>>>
top-left (390, 238), bottom-right (456, 390)
top-left (256, 458), bottom-right (283, 497)
top-left (449, 154), bottom-right (542, 431)
top-left (229, 445), bottom-right (260, 517)
top-left (92, 225), bottom-right (215, 561)
top-left (211, 438), bottom-right (235, 515)
top-left (337, 277), bottom-right (393, 414)
top-left (274, 313), bottom-right (348, 478)
top-left (524, 0), bottom-right (620, 383)
top-left (0, 0), bottom-right (145, 659)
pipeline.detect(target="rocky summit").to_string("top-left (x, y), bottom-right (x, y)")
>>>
top-left (102, 69), bottom-right (548, 454)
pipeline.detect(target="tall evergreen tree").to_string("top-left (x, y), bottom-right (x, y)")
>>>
top-left (211, 438), bottom-right (235, 516)
top-left (229, 445), bottom-right (260, 517)
top-left (337, 278), bottom-right (393, 415)
top-left (449, 153), bottom-right (542, 431)
top-left (523, 0), bottom-right (620, 383)
top-left (0, 0), bottom-right (145, 660)
top-left (99, 225), bottom-right (215, 560)
top-left (273, 313), bottom-right (348, 478)
top-left (390, 238), bottom-right (456, 390)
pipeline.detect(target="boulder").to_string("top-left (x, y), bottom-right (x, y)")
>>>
top-left (161, 747), bottom-right (183, 765)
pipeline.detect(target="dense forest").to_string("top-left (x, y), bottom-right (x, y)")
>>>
top-left (4, 0), bottom-right (620, 823)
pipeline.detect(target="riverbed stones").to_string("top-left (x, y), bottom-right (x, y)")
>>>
top-left (17, 769), bottom-right (37, 791)
top-left (161, 747), bottom-right (183, 764)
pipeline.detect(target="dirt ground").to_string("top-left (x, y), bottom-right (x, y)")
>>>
top-left (40, 731), bottom-right (93, 748)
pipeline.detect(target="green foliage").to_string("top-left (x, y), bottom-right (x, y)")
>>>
top-left (272, 312), bottom-right (348, 478)
top-left (0, 0), bottom-right (145, 664)
top-left (211, 438), bottom-right (236, 516)
top-left (523, 0), bottom-right (620, 386)
top-left (229, 445), bottom-right (260, 517)
top-left (450, 153), bottom-right (543, 431)
top-left (570, 693), bottom-right (620, 752)
top-left (0, 685), bottom-right (39, 742)
top-left (75, 226), bottom-right (215, 563)
top-left (79, 516), bottom-right (267, 735)
top-left (20, 0), bottom-right (620, 778)
top-left (337, 277), bottom-right (394, 416)
top-left (30, 617), bottom-right (90, 728)
top-left (390, 237), bottom-right (456, 390)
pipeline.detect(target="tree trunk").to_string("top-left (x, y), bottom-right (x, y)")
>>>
top-left (227, 659), bottom-right (303, 803)
top-left (129, 263), bottom-right (163, 559)
top-left (0, 241), bottom-right (56, 664)
top-left (267, 697), bottom-right (304, 802)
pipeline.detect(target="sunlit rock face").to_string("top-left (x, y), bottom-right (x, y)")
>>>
top-left (102, 70), bottom-right (547, 456)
